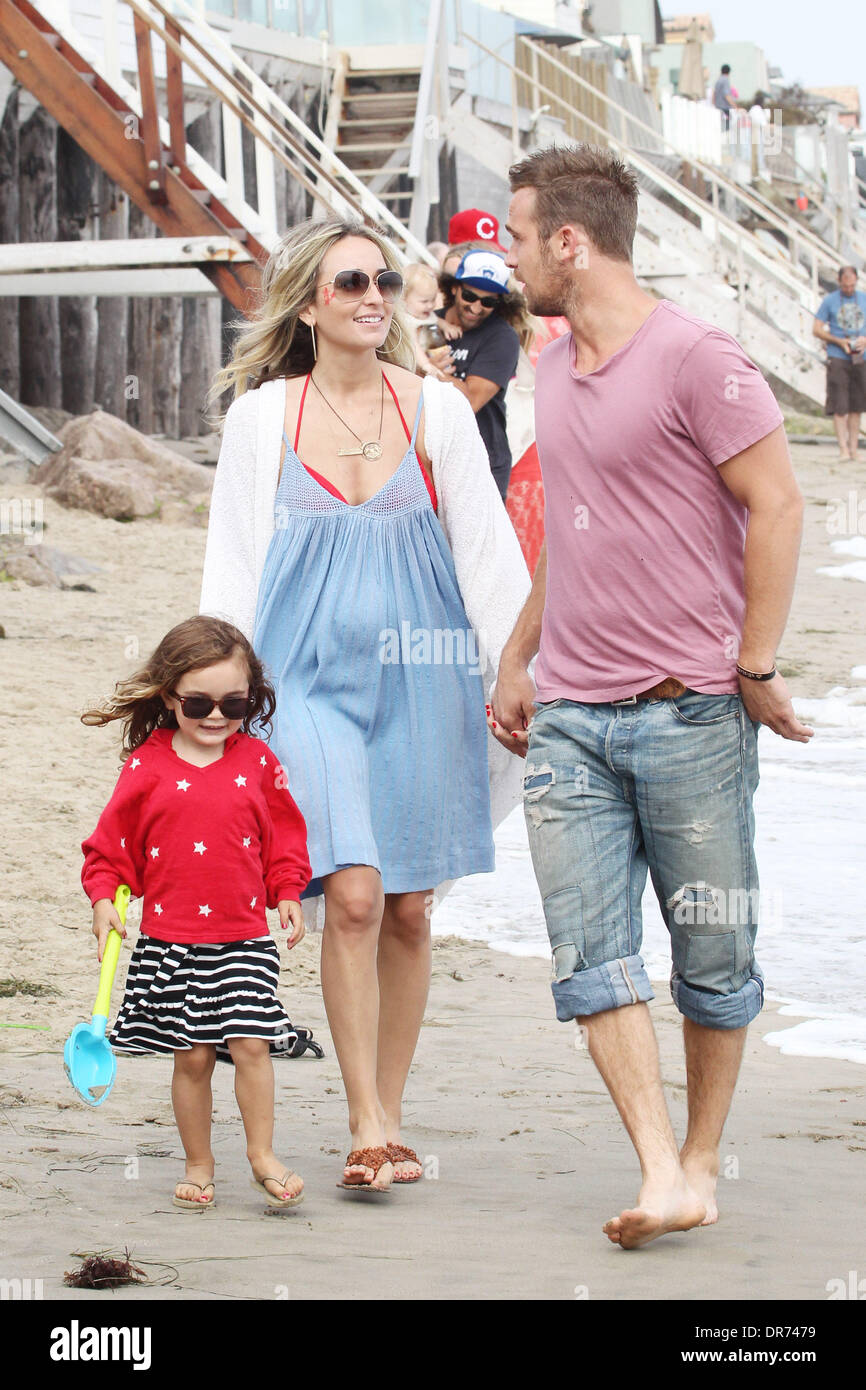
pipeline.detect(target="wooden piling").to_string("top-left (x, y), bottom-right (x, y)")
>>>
top-left (18, 103), bottom-right (61, 409)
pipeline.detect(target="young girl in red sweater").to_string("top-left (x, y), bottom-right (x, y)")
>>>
top-left (81, 616), bottom-right (311, 1213)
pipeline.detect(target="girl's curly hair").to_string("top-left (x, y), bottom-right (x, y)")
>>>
top-left (81, 616), bottom-right (275, 757)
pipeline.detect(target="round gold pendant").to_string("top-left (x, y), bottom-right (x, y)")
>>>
top-left (362, 440), bottom-right (383, 461)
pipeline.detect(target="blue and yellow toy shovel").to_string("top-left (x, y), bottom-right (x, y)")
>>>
top-left (64, 884), bottom-right (130, 1106)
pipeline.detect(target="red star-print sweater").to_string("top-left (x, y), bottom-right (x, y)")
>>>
top-left (81, 729), bottom-right (311, 944)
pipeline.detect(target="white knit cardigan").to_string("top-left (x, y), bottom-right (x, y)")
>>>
top-left (199, 375), bottom-right (531, 907)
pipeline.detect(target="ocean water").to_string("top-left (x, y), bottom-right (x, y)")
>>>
top-left (433, 681), bottom-right (866, 1066)
top-left (818, 536), bottom-right (866, 583)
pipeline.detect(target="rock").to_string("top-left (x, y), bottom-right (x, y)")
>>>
top-left (37, 456), bottom-right (157, 520)
top-left (0, 536), bottom-right (102, 588)
top-left (34, 410), bottom-right (214, 522)
top-left (1, 547), bottom-right (60, 587)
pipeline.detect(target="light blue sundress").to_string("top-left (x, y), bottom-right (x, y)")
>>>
top-left (252, 383), bottom-right (494, 897)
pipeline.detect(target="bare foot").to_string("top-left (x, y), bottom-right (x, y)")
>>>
top-left (603, 1171), bottom-right (706, 1249)
top-left (343, 1136), bottom-right (393, 1190)
top-left (254, 1169), bottom-right (304, 1202)
top-left (680, 1149), bottom-right (720, 1225)
top-left (249, 1147), bottom-right (304, 1204)
top-left (175, 1161), bottom-right (215, 1206)
top-left (386, 1139), bottom-right (423, 1183)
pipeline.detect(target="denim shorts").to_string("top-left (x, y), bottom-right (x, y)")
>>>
top-left (523, 690), bottom-right (763, 1030)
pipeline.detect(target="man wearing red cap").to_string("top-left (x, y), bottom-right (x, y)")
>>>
top-left (448, 208), bottom-right (505, 251)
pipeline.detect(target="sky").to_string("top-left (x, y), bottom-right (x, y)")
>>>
top-left (690, 0), bottom-right (866, 102)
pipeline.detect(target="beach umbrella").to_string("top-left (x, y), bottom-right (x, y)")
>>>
top-left (678, 20), bottom-right (705, 101)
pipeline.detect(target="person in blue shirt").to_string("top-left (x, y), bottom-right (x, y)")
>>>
top-left (813, 266), bottom-right (866, 460)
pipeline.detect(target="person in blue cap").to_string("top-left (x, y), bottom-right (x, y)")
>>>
top-left (436, 249), bottom-right (523, 499)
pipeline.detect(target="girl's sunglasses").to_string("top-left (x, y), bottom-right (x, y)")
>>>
top-left (458, 286), bottom-right (501, 308)
top-left (171, 691), bottom-right (252, 720)
top-left (319, 269), bottom-right (404, 302)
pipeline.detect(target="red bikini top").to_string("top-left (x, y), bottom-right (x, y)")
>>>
top-left (293, 372), bottom-right (437, 511)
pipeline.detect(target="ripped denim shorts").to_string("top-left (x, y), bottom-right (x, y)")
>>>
top-left (522, 691), bottom-right (763, 1030)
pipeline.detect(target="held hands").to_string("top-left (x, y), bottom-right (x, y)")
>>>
top-left (91, 898), bottom-right (127, 962)
top-left (439, 321), bottom-right (463, 343)
top-left (278, 899), bottom-right (305, 948)
top-left (738, 671), bottom-right (814, 742)
top-left (487, 663), bottom-right (538, 759)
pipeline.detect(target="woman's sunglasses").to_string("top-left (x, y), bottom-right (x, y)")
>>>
top-left (170, 691), bottom-right (252, 720)
top-left (457, 286), bottom-right (501, 308)
top-left (318, 269), bottom-right (404, 302)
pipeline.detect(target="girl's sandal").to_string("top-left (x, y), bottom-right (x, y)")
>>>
top-left (250, 1171), bottom-right (304, 1212)
top-left (336, 1146), bottom-right (394, 1195)
top-left (172, 1179), bottom-right (216, 1211)
top-left (387, 1142), bottom-right (423, 1183)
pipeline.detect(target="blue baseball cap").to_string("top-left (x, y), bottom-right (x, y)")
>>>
top-left (454, 250), bottom-right (510, 294)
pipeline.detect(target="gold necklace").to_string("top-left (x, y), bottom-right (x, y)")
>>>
top-left (309, 372), bottom-right (385, 461)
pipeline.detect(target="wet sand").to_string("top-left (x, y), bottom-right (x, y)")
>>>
top-left (0, 436), bottom-right (864, 1299)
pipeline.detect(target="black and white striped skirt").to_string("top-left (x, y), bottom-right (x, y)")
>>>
top-left (109, 935), bottom-right (298, 1063)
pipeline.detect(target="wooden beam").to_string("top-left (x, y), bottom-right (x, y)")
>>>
top-left (0, 237), bottom-right (252, 272)
top-left (0, 269), bottom-right (219, 296)
top-left (165, 18), bottom-right (186, 171)
top-left (133, 12), bottom-right (167, 204)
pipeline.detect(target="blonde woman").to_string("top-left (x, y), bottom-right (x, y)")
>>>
top-left (200, 217), bottom-right (528, 1193)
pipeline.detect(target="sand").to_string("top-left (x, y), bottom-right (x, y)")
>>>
top-left (1, 436), bottom-right (864, 1301)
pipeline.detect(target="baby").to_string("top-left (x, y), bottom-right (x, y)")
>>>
top-left (403, 263), bottom-right (461, 378)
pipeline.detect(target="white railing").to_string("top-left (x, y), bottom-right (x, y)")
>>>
top-left (407, 0), bottom-right (449, 246)
top-left (461, 32), bottom-right (835, 352)
top-left (511, 36), bottom-right (859, 281)
top-left (660, 92), bottom-right (723, 166)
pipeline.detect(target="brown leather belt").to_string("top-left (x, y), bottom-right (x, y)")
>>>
top-left (611, 677), bottom-right (687, 706)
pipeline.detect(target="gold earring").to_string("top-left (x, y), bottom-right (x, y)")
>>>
top-left (386, 318), bottom-right (404, 354)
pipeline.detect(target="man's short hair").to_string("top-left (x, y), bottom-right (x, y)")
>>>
top-left (838, 265), bottom-right (858, 279)
top-left (508, 144), bottom-right (638, 263)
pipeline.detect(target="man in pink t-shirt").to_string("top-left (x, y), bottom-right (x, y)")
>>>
top-left (491, 144), bottom-right (813, 1251)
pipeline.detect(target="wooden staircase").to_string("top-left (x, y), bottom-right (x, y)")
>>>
top-left (331, 64), bottom-right (422, 223)
top-left (321, 42), bottom-right (463, 232)
top-left (0, 0), bottom-right (265, 312)
top-left (0, 0), bottom-right (432, 316)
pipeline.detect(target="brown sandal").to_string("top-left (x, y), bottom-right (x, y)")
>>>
top-left (387, 1142), bottom-right (423, 1183)
top-left (337, 1146), bottom-right (393, 1194)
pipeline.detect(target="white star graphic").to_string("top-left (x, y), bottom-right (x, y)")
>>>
top-left (120, 837), bottom-right (126, 849)
top-left (154, 903), bottom-right (163, 916)
top-left (242, 836), bottom-right (251, 848)
top-left (260, 755), bottom-right (267, 766)
top-left (234, 774), bottom-right (247, 788)
top-left (198, 904), bottom-right (212, 917)
top-left (150, 846), bottom-right (159, 859)
top-left (193, 841), bottom-right (207, 855)
top-left (250, 896), bottom-right (257, 909)
top-left (176, 779), bottom-right (191, 792)
top-left (130, 758), bottom-right (141, 770)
